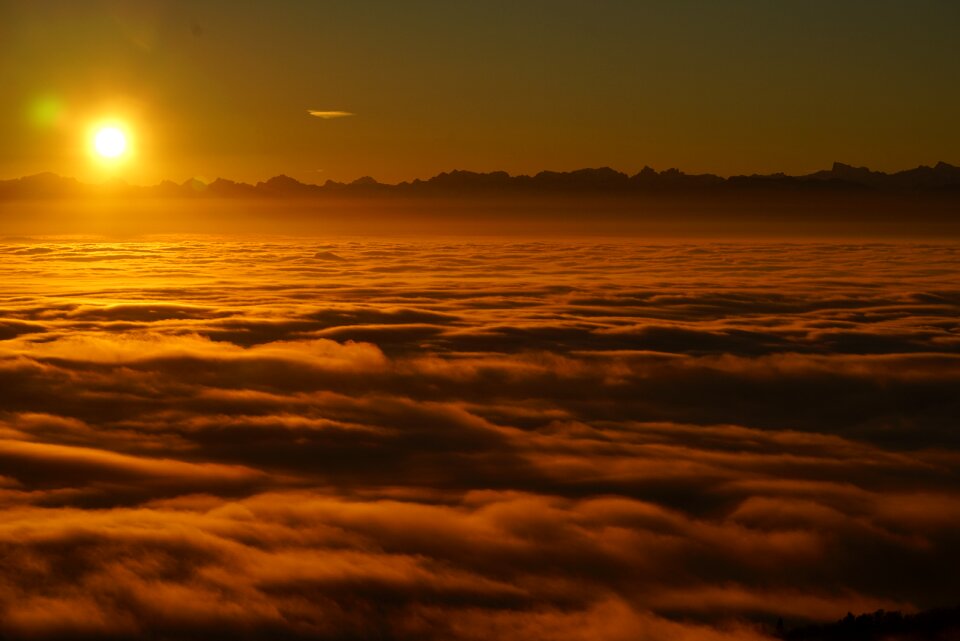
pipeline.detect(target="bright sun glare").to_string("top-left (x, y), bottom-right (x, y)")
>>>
top-left (93, 127), bottom-right (127, 159)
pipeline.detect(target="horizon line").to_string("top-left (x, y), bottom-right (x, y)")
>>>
top-left (5, 160), bottom-right (960, 189)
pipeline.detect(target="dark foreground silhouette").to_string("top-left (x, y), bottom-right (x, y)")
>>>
top-left (780, 606), bottom-right (960, 641)
top-left (4, 162), bottom-right (959, 237)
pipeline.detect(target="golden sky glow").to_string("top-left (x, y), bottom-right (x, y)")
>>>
top-left (1, 3), bottom-right (959, 640)
top-left (1, 1), bottom-right (958, 184)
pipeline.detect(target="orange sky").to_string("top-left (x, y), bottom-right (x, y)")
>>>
top-left (2, 1), bottom-right (959, 184)
top-left (4, 6), bottom-right (960, 638)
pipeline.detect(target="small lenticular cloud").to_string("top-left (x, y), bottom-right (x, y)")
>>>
top-left (308, 110), bottom-right (354, 119)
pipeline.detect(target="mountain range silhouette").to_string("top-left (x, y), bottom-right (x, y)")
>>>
top-left (780, 605), bottom-right (960, 641)
top-left (2, 162), bottom-right (960, 200)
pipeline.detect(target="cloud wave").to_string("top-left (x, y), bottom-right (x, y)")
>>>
top-left (0, 239), bottom-right (956, 639)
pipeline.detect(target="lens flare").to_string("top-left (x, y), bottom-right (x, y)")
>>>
top-left (29, 96), bottom-right (63, 128)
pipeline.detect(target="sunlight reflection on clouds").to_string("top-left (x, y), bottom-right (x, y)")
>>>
top-left (0, 238), bottom-right (957, 640)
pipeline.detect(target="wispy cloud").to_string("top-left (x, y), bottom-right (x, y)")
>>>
top-left (308, 109), bottom-right (354, 119)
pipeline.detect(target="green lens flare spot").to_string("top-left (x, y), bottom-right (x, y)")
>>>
top-left (29, 96), bottom-right (63, 128)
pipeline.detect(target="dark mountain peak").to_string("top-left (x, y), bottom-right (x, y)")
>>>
top-left (831, 162), bottom-right (888, 180)
top-left (149, 180), bottom-right (183, 197)
top-left (573, 166), bottom-right (630, 184)
top-left (635, 166), bottom-right (658, 179)
top-left (350, 176), bottom-right (379, 186)
top-left (257, 174), bottom-right (322, 196)
top-left (530, 167), bottom-right (631, 190)
top-left (802, 162), bottom-right (884, 186)
top-left (534, 166), bottom-right (626, 178)
top-left (22, 171), bottom-right (65, 181)
top-left (260, 174), bottom-right (302, 188)
top-left (0, 172), bottom-right (82, 198)
top-left (182, 177), bottom-right (207, 192)
top-left (208, 178), bottom-right (259, 196)
top-left (571, 166), bottom-right (626, 177)
top-left (19, 172), bottom-right (79, 187)
top-left (831, 161), bottom-right (861, 172)
top-left (888, 161), bottom-right (960, 188)
top-left (424, 170), bottom-right (514, 190)
top-left (630, 166), bottom-right (723, 188)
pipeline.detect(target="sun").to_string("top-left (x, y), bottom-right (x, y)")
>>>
top-left (93, 126), bottom-right (128, 159)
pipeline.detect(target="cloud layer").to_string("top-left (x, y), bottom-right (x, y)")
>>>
top-left (0, 238), bottom-right (957, 639)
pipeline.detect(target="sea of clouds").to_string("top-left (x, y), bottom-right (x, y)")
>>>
top-left (0, 238), bottom-right (957, 640)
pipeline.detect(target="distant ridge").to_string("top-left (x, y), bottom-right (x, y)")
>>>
top-left (782, 605), bottom-right (960, 641)
top-left (2, 162), bottom-right (960, 200)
